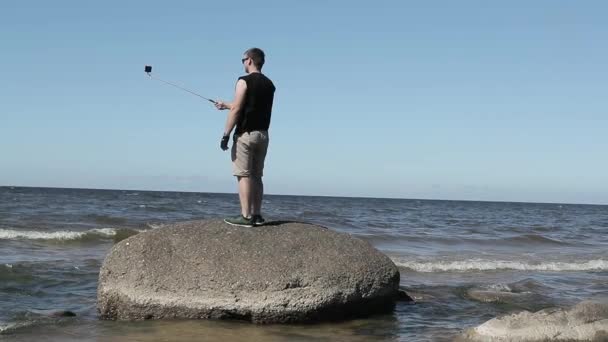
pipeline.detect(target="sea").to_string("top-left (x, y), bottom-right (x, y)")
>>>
top-left (0, 186), bottom-right (607, 341)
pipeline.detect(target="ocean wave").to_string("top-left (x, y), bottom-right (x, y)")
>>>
top-left (0, 321), bottom-right (34, 335)
top-left (144, 222), bottom-right (167, 230)
top-left (393, 258), bottom-right (608, 272)
top-left (503, 234), bottom-right (570, 245)
top-left (361, 233), bottom-right (574, 247)
top-left (1, 259), bottom-right (102, 284)
top-left (0, 310), bottom-right (76, 335)
top-left (0, 227), bottom-right (142, 242)
top-left (0, 322), bottom-right (18, 334)
top-left (85, 214), bottom-right (128, 225)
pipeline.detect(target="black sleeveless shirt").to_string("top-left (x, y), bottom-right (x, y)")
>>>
top-left (235, 73), bottom-right (275, 134)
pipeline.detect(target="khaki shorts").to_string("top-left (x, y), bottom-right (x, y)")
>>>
top-left (231, 131), bottom-right (269, 177)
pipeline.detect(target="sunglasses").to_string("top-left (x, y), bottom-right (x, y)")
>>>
top-left (241, 57), bottom-right (250, 64)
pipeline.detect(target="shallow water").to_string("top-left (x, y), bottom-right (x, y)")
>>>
top-left (1, 186), bottom-right (607, 341)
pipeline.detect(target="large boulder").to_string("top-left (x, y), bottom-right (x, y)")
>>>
top-left (97, 220), bottom-right (400, 323)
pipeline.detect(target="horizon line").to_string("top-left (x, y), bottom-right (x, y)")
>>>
top-left (2, 184), bottom-right (606, 207)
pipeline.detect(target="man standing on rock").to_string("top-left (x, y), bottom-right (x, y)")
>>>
top-left (215, 48), bottom-right (276, 227)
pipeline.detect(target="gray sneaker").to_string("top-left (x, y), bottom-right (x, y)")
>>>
top-left (224, 215), bottom-right (253, 227)
top-left (252, 215), bottom-right (266, 226)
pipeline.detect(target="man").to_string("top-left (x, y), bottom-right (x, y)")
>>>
top-left (215, 48), bottom-right (275, 227)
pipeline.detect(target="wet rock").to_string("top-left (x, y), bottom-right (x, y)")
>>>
top-left (397, 289), bottom-right (414, 302)
top-left (50, 310), bottom-right (77, 317)
top-left (459, 299), bottom-right (608, 341)
top-left (465, 281), bottom-right (556, 311)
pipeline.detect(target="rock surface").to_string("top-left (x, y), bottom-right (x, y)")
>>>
top-left (458, 299), bottom-right (608, 341)
top-left (97, 220), bottom-right (400, 323)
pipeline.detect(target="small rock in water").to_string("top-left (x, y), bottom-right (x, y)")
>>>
top-left (465, 282), bottom-right (556, 311)
top-left (459, 299), bottom-right (608, 341)
top-left (397, 289), bottom-right (415, 302)
top-left (51, 310), bottom-right (77, 317)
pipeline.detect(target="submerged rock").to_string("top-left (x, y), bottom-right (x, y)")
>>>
top-left (50, 310), bottom-right (77, 317)
top-left (465, 280), bottom-right (557, 312)
top-left (97, 220), bottom-right (400, 323)
top-left (459, 299), bottom-right (608, 341)
top-left (397, 289), bottom-right (415, 302)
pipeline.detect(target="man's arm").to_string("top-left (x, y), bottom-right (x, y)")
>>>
top-left (223, 79), bottom-right (247, 136)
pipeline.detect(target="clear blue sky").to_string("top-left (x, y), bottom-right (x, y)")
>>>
top-left (1, 1), bottom-right (607, 204)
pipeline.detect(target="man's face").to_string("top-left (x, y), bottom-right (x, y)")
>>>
top-left (242, 55), bottom-right (251, 73)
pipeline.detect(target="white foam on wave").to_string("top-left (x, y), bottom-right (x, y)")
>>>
top-left (0, 322), bottom-right (19, 334)
top-left (145, 223), bottom-right (165, 229)
top-left (393, 258), bottom-right (608, 272)
top-left (0, 227), bottom-right (123, 241)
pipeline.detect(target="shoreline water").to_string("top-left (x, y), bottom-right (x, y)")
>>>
top-left (1, 186), bottom-right (607, 341)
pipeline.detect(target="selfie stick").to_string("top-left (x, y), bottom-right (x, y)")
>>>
top-left (145, 65), bottom-right (216, 104)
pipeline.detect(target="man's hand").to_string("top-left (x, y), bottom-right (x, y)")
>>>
top-left (215, 101), bottom-right (230, 110)
top-left (220, 135), bottom-right (230, 151)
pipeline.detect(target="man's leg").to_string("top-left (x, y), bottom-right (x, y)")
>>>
top-left (238, 176), bottom-right (252, 218)
top-left (225, 134), bottom-right (255, 227)
top-left (250, 131), bottom-right (268, 218)
top-left (251, 176), bottom-right (264, 216)
top-left (224, 175), bottom-right (253, 227)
